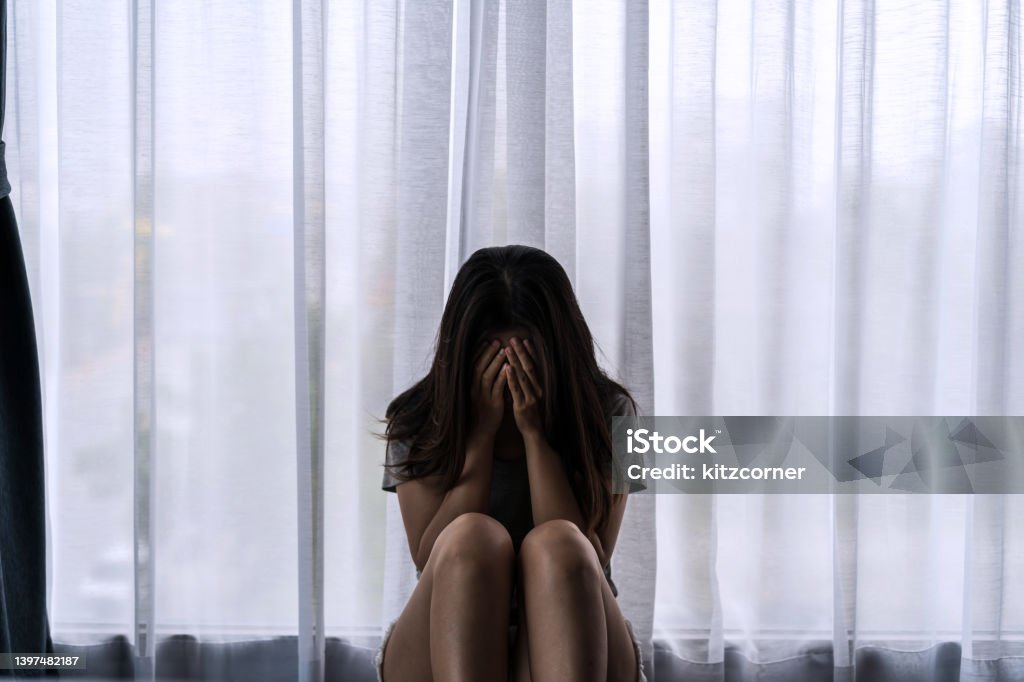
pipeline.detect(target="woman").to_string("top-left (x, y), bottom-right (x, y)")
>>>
top-left (376, 245), bottom-right (646, 682)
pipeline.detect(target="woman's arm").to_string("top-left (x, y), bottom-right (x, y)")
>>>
top-left (503, 338), bottom-right (613, 564)
top-left (502, 339), bottom-right (586, 530)
top-left (395, 340), bottom-right (509, 572)
top-left (396, 433), bottom-right (496, 571)
top-left (521, 432), bottom-right (627, 569)
top-left (504, 337), bottom-right (631, 568)
top-left (521, 431), bottom-right (586, 530)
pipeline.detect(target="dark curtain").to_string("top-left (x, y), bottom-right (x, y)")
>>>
top-left (0, 200), bottom-right (54, 677)
top-left (0, 0), bottom-right (56, 676)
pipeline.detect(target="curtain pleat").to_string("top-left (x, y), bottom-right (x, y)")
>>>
top-left (541, 0), bottom-right (577, 281)
top-left (618, 1), bottom-right (658, 673)
top-left (446, 0), bottom-right (499, 285)
top-left (344, 0), bottom-right (404, 637)
top-left (292, 0), bottom-right (327, 680)
top-left (832, 0), bottom-right (870, 417)
top-left (382, 0), bottom-right (455, 629)
top-left (130, 0), bottom-right (156, 678)
top-left (975, 0), bottom-right (1021, 416)
top-left (505, 0), bottom-right (548, 248)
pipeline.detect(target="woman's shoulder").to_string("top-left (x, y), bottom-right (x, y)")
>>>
top-left (381, 437), bottom-right (420, 492)
top-left (600, 384), bottom-right (647, 494)
top-left (384, 437), bottom-right (413, 463)
top-left (602, 383), bottom-right (638, 418)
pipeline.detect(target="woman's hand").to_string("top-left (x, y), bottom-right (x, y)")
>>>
top-left (469, 339), bottom-right (508, 442)
top-left (505, 337), bottom-right (545, 440)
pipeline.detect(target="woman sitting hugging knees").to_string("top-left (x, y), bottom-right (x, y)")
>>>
top-left (376, 244), bottom-right (647, 682)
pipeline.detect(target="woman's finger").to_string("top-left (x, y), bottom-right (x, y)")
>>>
top-left (504, 343), bottom-right (525, 375)
top-left (474, 339), bottom-right (500, 378)
top-left (509, 339), bottom-right (542, 398)
top-left (523, 337), bottom-right (537, 359)
top-left (506, 362), bottom-right (523, 405)
top-left (510, 361), bottom-right (534, 404)
top-left (490, 362), bottom-right (509, 402)
top-left (481, 344), bottom-right (506, 390)
top-left (519, 370), bottom-right (535, 403)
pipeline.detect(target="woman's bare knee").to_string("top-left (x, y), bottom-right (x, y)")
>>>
top-left (431, 512), bottom-right (514, 577)
top-left (519, 519), bottom-right (602, 583)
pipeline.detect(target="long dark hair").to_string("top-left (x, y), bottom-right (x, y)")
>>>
top-left (381, 245), bottom-right (636, 535)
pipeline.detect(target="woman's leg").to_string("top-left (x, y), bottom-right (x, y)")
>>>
top-left (516, 520), bottom-right (638, 682)
top-left (381, 512), bottom-right (516, 682)
top-left (509, 571), bottom-right (532, 682)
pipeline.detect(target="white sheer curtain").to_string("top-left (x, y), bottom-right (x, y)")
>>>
top-left (650, 1), bottom-right (1023, 679)
top-left (5, 0), bottom-right (1022, 680)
